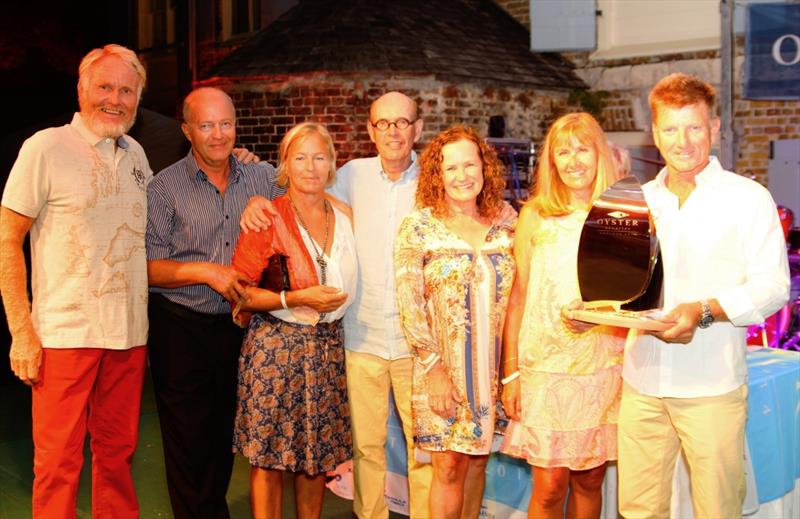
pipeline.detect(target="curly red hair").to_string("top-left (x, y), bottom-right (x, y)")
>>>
top-left (416, 125), bottom-right (506, 219)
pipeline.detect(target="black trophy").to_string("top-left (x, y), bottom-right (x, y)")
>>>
top-left (572, 176), bottom-right (667, 330)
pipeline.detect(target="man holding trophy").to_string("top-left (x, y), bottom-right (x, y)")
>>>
top-left (617, 73), bottom-right (790, 518)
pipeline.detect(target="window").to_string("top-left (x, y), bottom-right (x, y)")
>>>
top-left (222, 0), bottom-right (261, 40)
top-left (592, 0), bottom-right (720, 60)
top-left (138, 0), bottom-right (176, 50)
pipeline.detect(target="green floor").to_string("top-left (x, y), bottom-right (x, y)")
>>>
top-left (0, 371), bottom-right (390, 519)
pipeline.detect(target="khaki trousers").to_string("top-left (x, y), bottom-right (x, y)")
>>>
top-left (618, 382), bottom-right (748, 519)
top-left (346, 351), bottom-right (432, 519)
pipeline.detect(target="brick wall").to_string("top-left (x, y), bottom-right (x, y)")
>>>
top-left (200, 74), bottom-right (573, 168)
top-left (575, 51), bottom-right (800, 181)
top-left (736, 98), bottom-right (800, 178)
top-left (491, 1), bottom-right (800, 183)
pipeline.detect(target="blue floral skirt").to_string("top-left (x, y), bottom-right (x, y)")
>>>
top-left (232, 312), bottom-right (352, 474)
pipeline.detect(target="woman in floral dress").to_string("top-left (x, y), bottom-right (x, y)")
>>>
top-left (231, 122), bottom-right (357, 519)
top-left (501, 112), bottom-right (625, 519)
top-left (395, 125), bottom-right (515, 519)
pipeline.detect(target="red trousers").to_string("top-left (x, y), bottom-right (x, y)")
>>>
top-left (31, 346), bottom-right (147, 519)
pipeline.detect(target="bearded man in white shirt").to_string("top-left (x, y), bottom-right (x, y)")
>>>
top-left (617, 73), bottom-right (791, 518)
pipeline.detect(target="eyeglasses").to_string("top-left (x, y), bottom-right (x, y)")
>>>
top-left (190, 120), bottom-right (235, 133)
top-left (370, 118), bottom-right (416, 131)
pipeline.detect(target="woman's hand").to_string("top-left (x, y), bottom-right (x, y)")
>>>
top-left (291, 285), bottom-right (348, 313)
top-left (561, 299), bottom-right (596, 334)
top-left (425, 363), bottom-right (462, 420)
top-left (501, 378), bottom-right (521, 421)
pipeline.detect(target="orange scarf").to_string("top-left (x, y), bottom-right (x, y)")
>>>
top-left (231, 195), bottom-right (320, 326)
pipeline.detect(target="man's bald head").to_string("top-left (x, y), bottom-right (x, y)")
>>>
top-left (369, 91), bottom-right (418, 122)
top-left (182, 87), bottom-right (235, 124)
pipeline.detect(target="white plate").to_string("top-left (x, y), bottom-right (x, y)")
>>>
top-left (572, 309), bottom-right (672, 331)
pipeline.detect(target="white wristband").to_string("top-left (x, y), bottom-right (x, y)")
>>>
top-left (422, 356), bottom-right (441, 375)
top-left (501, 371), bottom-right (520, 385)
top-left (280, 290), bottom-right (289, 310)
top-left (419, 352), bottom-right (439, 366)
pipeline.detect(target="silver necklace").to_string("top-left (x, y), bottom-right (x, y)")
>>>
top-left (289, 197), bottom-right (330, 286)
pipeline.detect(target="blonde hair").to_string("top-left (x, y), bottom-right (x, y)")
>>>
top-left (78, 44), bottom-right (146, 99)
top-left (649, 73), bottom-right (716, 124)
top-left (276, 123), bottom-right (337, 188)
top-left (531, 112), bottom-right (618, 217)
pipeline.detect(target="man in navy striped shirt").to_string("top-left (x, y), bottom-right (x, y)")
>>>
top-left (145, 86), bottom-right (284, 519)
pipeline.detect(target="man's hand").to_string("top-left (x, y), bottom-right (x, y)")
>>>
top-left (498, 200), bottom-right (518, 224)
top-left (232, 147), bottom-right (260, 164)
top-left (652, 302), bottom-right (702, 344)
top-left (9, 329), bottom-right (43, 386)
top-left (206, 264), bottom-right (250, 303)
top-left (292, 285), bottom-right (348, 313)
top-left (425, 362), bottom-right (461, 420)
top-left (240, 196), bottom-right (277, 233)
top-left (561, 299), bottom-right (596, 334)
top-left (501, 378), bottom-right (521, 421)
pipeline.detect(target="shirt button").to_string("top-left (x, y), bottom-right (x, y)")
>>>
top-left (216, 189), bottom-right (220, 194)
top-left (225, 215), bottom-right (229, 219)
top-left (225, 241), bottom-right (230, 246)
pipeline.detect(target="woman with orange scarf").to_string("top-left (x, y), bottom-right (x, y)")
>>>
top-left (231, 122), bottom-right (357, 519)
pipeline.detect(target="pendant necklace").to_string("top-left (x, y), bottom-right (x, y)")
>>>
top-left (289, 196), bottom-right (330, 287)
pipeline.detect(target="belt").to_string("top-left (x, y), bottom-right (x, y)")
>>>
top-left (149, 293), bottom-right (232, 324)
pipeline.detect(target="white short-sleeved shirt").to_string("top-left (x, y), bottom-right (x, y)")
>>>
top-left (1, 113), bottom-right (152, 349)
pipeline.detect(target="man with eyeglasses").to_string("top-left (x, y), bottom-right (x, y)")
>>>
top-left (145, 86), bottom-right (284, 519)
top-left (331, 91), bottom-right (432, 519)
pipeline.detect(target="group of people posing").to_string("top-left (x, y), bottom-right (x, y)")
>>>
top-left (0, 43), bottom-right (790, 519)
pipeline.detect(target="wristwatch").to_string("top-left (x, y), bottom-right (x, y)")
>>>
top-left (698, 300), bottom-right (714, 329)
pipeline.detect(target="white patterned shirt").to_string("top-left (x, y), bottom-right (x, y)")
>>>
top-left (2, 113), bottom-right (151, 349)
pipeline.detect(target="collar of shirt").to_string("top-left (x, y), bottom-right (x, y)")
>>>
top-left (378, 150), bottom-right (419, 184)
top-left (184, 150), bottom-right (242, 186)
top-left (70, 112), bottom-right (129, 149)
top-left (648, 156), bottom-right (722, 217)
top-left (652, 156), bottom-right (722, 192)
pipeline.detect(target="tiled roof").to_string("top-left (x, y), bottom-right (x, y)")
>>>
top-left (209, 0), bottom-right (586, 90)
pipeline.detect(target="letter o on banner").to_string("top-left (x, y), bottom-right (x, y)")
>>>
top-left (772, 34), bottom-right (800, 66)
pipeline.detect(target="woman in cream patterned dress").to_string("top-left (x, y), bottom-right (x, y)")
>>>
top-left (501, 113), bottom-right (625, 519)
top-left (395, 125), bottom-right (515, 519)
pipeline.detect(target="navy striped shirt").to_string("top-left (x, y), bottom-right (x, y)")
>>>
top-left (146, 150), bottom-right (285, 314)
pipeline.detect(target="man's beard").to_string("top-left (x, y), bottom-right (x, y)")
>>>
top-left (83, 107), bottom-right (137, 138)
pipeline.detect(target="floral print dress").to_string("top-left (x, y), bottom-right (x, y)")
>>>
top-left (395, 208), bottom-right (515, 455)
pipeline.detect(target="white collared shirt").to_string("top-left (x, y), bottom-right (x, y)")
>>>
top-left (328, 153), bottom-right (419, 359)
top-left (623, 157), bottom-right (790, 398)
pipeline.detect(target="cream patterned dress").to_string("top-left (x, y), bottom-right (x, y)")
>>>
top-left (395, 208), bottom-right (515, 455)
top-left (501, 209), bottom-right (624, 470)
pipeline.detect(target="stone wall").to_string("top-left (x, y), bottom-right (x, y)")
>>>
top-left (574, 51), bottom-right (800, 180)
top-left (492, 2), bottom-right (800, 182)
top-left (200, 73), bottom-right (573, 167)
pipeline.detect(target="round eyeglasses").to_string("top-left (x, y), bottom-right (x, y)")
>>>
top-left (370, 118), bottom-right (416, 131)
